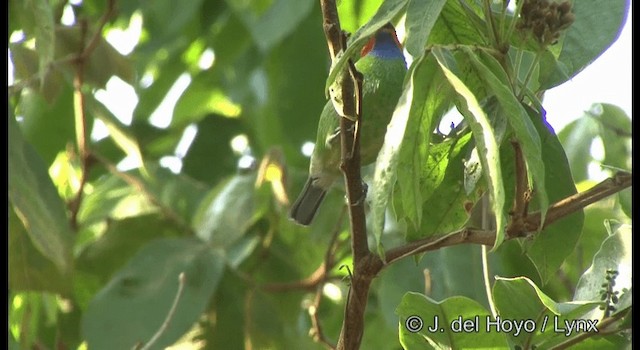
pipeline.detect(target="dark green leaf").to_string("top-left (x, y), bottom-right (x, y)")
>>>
top-left (132, 55), bottom-right (186, 123)
top-left (228, 0), bottom-right (315, 52)
top-left (395, 52), bottom-right (453, 232)
top-left (9, 113), bottom-right (73, 274)
top-left (16, 85), bottom-right (76, 165)
top-left (405, 133), bottom-right (477, 241)
top-left (433, 46), bottom-right (506, 249)
top-left (427, 0), bottom-right (486, 45)
top-left (404, 0), bottom-right (447, 57)
top-left (55, 26), bottom-right (134, 87)
top-left (465, 48), bottom-right (548, 224)
top-left (76, 214), bottom-right (183, 283)
top-left (29, 0), bottom-right (55, 90)
top-left (82, 238), bottom-right (224, 350)
top-left (193, 174), bottom-right (258, 248)
top-left (557, 117), bottom-right (599, 183)
top-left (492, 277), bottom-right (600, 348)
top-left (586, 103), bottom-right (631, 171)
top-left (539, 0), bottom-right (629, 89)
top-left (397, 292), bottom-right (507, 348)
top-left (524, 108), bottom-right (584, 283)
top-left (574, 224), bottom-right (631, 318)
top-left (181, 114), bottom-right (245, 185)
top-left (9, 205), bottom-right (71, 294)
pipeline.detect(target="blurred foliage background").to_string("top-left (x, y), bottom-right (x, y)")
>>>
top-left (8, 0), bottom-right (631, 349)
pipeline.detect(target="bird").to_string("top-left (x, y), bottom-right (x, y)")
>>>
top-left (290, 23), bottom-right (407, 225)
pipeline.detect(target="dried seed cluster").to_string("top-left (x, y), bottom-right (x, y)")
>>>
top-left (517, 0), bottom-right (575, 46)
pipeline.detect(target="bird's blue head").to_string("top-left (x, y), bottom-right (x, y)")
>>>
top-left (360, 23), bottom-right (404, 60)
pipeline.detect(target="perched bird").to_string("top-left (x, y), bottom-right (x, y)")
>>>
top-left (290, 23), bottom-right (407, 225)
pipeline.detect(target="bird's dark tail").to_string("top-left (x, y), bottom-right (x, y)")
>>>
top-left (289, 177), bottom-right (327, 226)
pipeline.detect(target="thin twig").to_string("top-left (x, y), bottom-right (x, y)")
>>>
top-left (387, 172), bottom-right (631, 264)
top-left (515, 171), bottom-right (632, 235)
top-left (67, 0), bottom-right (117, 231)
top-left (139, 273), bottom-right (186, 350)
top-left (550, 309), bottom-right (629, 350)
top-left (507, 139), bottom-right (529, 237)
top-left (92, 152), bottom-right (193, 233)
top-left (309, 286), bottom-right (337, 349)
top-left (308, 206), bottom-right (348, 348)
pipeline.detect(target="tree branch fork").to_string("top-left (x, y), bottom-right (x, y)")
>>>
top-left (305, 1), bottom-right (635, 349)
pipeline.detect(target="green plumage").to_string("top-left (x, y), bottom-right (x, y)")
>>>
top-left (290, 24), bottom-right (407, 225)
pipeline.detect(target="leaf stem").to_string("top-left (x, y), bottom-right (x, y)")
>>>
top-left (481, 245), bottom-right (497, 317)
top-left (517, 50), bottom-right (542, 100)
top-left (139, 272), bottom-right (186, 350)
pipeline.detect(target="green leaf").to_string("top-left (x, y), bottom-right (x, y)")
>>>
top-left (193, 174), bottom-right (258, 249)
top-left (539, 0), bottom-right (629, 89)
top-left (76, 214), bottom-right (183, 283)
top-left (397, 292), bottom-right (507, 348)
top-left (9, 205), bottom-right (71, 294)
top-left (404, 0), bottom-right (447, 57)
top-left (76, 173), bottom-right (154, 226)
top-left (465, 47), bottom-right (548, 226)
top-left (181, 115), bottom-right (245, 185)
top-left (82, 238), bottom-right (224, 350)
top-left (132, 55), bottom-right (186, 123)
top-left (557, 117), bottom-right (599, 183)
top-left (618, 188), bottom-right (631, 218)
top-left (492, 276), bottom-right (601, 348)
top-left (141, 0), bottom-right (206, 44)
top-left (9, 42), bottom-right (64, 103)
top-left (524, 108), bottom-right (584, 283)
top-left (229, 0), bottom-right (315, 52)
top-left (405, 133), bottom-right (477, 241)
top-left (9, 113), bottom-right (73, 274)
top-left (89, 98), bottom-right (146, 172)
top-left (325, 0), bottom-right (409, 92)
top-left (427, 0), bottom-right (487, 45)
top-left (54, 26), bottom-right (134, 87)
top-left (370, 54), bottom-right (421, 254)
top-left (16, 85), bottom-right (76, 165)
top-left (172, 77), bottom-right (242, 128)
top-left (395, 51), bottom-right (453, 232)
top-left (142, 164), bottom-right (209, 225)
top-left (27, 0), bottom-right (55, 90)
top-left (586, 103), bottom-right (631, 171)
top-left (433, 46), bottom-right (505, 250)
top-left (574, 224), bottom-right (631, 318)
top-left (259, 10), bottom-right (328, 161)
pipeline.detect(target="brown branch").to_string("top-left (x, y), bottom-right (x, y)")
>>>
top-left (550, 308), bottom-right (629, 350)
top-left (67, 0), bottom-right (117, 231)
top-left (511, 171), bottom-right (632, 235)
top-left (75, 0), bottom-right (117, 63)
top-left (386, 172), bottom-right (632, 264)
top-left (319, 1), bottom-right (373, 349)
top-left (385, 228), bottom-right (496, 264)
top-left (508, 140), bottom-right (529, 232)
top-left (309, 285), bottom-right (337, 350)
top-left (91, 152), bottom-right (193, 234)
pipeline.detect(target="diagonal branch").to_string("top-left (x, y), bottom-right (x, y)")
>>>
top-left (386, 171), bottom-right (632, 265)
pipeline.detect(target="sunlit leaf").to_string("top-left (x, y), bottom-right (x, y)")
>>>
top-left (433, 46), bottom-right (505, 250)
top-left (397, 292), bottom-right (507, 348)
top-left (9, 113), bottom-right (73, 274)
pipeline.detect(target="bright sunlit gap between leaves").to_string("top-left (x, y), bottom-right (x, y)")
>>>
top-left (8, 5), bottom-right (631, 180)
